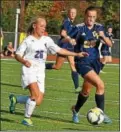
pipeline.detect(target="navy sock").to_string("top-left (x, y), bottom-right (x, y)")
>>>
top-left (100, 63), bottom-right (105, 70)
top-left (71, 71), bottom-right (79, 89)
top-left (95, 94), bottom-right (104, 111)
top-left (75, 93), bottom-right (88, 113)
top-left (46, 63), bottom-right (53, 69)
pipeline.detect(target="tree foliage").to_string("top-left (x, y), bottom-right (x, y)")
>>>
top-left (1, 0), bottom-right (119, 37)
top-left (1, 1), bottom-right (19, 31)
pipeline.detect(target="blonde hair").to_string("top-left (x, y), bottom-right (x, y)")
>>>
top-left (27, 16), bottom-right (46, 35)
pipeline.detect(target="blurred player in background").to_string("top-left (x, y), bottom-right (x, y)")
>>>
top-left (9, 17), bottom-right (88, 126)
top-left (100, 26), bottom-right (114, 72)
top-left (46, 8), bottom-right (81, 93)
top-left (68, 6), bottom-right (112, 124)
top-left (0, 27), bottom-right (4, 57)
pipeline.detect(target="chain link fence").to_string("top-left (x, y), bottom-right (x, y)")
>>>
top-left (2, 32), bottom-right (119, 58)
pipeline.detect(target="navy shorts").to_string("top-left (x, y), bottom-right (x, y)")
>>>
top-left (58, 40), bottom-right (74, 52)
top-left (101, 44), bottom-right (111, 56)
top-left (75, 59), bottom-right (102, 77)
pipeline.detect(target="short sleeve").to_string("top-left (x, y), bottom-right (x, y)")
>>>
top-left (46, 37), bottom-right (61, 54)
top-left (16, 40), bottom-right (27, 57)
top-left (62, 19), bottom-right (70, 31)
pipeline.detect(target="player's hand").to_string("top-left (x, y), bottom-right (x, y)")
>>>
top-left (23, 60), bottom-right (31, 68)
top-left (77, 52), bottom-right (89, 57)
top-left (69, 39), bottom-right (76, 45)
top-left (98, 31), bottom-right (105, 39)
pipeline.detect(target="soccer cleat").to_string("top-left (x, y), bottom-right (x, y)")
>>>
top-left (9, 94), bottom-right (17, 114)
top-left (21, 118), bottom-right (33, 126)
top-left (72, 106), bottom-right (79, 123)
top-left (75, 87), bottom-right (82, 93)
top-left (103, 114), bottom-right (112, 124)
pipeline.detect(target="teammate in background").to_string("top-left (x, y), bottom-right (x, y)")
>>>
top-left (68, 6), bottom-right (112, 124)
top-left (46, 8), bottom-right (81, 93)
top-left (100, 26), bottom-right (114, 71)
top-left (9, 17), bottom-right (88, 126)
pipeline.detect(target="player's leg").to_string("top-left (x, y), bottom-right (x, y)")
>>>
top-left (72, 80), bottom-right (92, 123)
top-left (67, 56), bottom-right (80, 93)
top-left (22, 82), bottom-right (44, 126)
top-left (104, 55), bottom-right (112, 63)
top-left (53, 54), bottom-right (66, 69)
top-left (72, 70), bottom-right (104, 123)
top-left (9, 94), bottom-right (29, 114)
top-left (46, 54), bottom-right (66, 70)
top-left (72, 70), bottom-right (112, 123)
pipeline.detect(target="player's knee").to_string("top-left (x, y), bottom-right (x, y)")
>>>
top-left (96, 81), bottom-right (104, 94)
top-left (36, 95), bottom-right (44, 106)
top-left (81, 89), bottom-right (90, 96)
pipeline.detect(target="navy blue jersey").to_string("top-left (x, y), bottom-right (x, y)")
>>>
top-left (75, 23), bottom-right (104, 61)
top-left (100, 31), bottom-right (113, 56)
top-left (61, 18), bottom-right (77, 38)
top-left (58, 18), bottom-right (78, 51)
top-left (106, 32), bottom-right (113, 40)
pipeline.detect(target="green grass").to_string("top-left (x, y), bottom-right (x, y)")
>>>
top-left (1, 59), bottom-right (119, 131)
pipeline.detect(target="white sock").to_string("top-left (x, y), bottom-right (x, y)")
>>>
top-left (25, 98), bottom-right (36, 118)
top-left (16, 96), bottom-right (29, 104)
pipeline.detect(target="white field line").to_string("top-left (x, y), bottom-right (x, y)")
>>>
top-left (1, 97), bottom-right (119, 105)
top-left (1, 68), bottom-right (119, 75)
top-left (1, 80), bottom-right (119, 90)
top-left (1, 83), bottom-right (119, 94)
top-left (1, 73), bottom-right (119, 83)
top-left (1, 92), bottom-right (119, 104)
top-left (1, 106), bottom-right (119, 122)
top-left (1, 59), bottom-right (119, 66)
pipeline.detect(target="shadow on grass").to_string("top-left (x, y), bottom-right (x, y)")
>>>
top-left (1, 109), bottom-right (73, 124)
top-left (1, 82), bottom-right (21, 88)
top-left (1, 82), bottom-right (74, 93)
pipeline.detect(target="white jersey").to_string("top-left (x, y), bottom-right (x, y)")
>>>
top-left (16, 35), bottom-right (61, 64)
top-left (16, 35), bottom-right (61, 92)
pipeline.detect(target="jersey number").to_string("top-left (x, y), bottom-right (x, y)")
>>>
top-left (35, 50), bottom-right (44, 59)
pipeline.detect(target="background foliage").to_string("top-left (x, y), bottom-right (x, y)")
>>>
top-left (1, 0), bottom-right (120, 37)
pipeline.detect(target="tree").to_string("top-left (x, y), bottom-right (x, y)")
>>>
top-left (24, 1), bottom-right (53, 32)
top-left (1, 1), bottom-right (19, 31)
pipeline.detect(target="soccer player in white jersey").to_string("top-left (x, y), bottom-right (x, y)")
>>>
top-left (9, 17), bottom-right (88, 126)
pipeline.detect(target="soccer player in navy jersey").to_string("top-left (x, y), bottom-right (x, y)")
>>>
top-left (100, 26), bottom-right (114, 70)
top-left (69, 6), bottom-right (112, 124)
top-left (46, 8), bottom-right (81, 93)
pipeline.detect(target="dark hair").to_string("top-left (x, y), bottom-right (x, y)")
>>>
top-left (107, 25), bottom-right (113, 29)
top-left (85, 6), bottom-right (97, 14)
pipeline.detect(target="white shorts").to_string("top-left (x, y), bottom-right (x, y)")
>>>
top-left (21, 63), bottom-right (45, 93)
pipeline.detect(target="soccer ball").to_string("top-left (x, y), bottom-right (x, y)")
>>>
top-left (87, 107), bottom-right (104, 125)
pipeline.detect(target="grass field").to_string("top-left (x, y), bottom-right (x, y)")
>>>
top-left (1, 59), bottom-right (119, 131)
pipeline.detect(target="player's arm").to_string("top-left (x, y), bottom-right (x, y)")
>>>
top-left (46, 37), bottom-right (88, 57)
top-left (99, 31), bottom-right (112, 47)
top-left (15, 54), bottom-right (31, 67)
top-left (15, 41), bottom-right (31, 68)
top-left (61, 29), bottom-right (76, 45)
top-left (57, 48), bottom-right (89, 57)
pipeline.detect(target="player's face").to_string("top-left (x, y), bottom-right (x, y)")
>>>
top-left (69, 9), bottom-right (77, 21)
top-left (85, 10), bottom-right (97, 27)
top-left (33, 18), bottom-right (46, 37)
top-left (8, 42), bottom-right (13, 48)
top-left (108, 28), bottom-right (113, 33)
